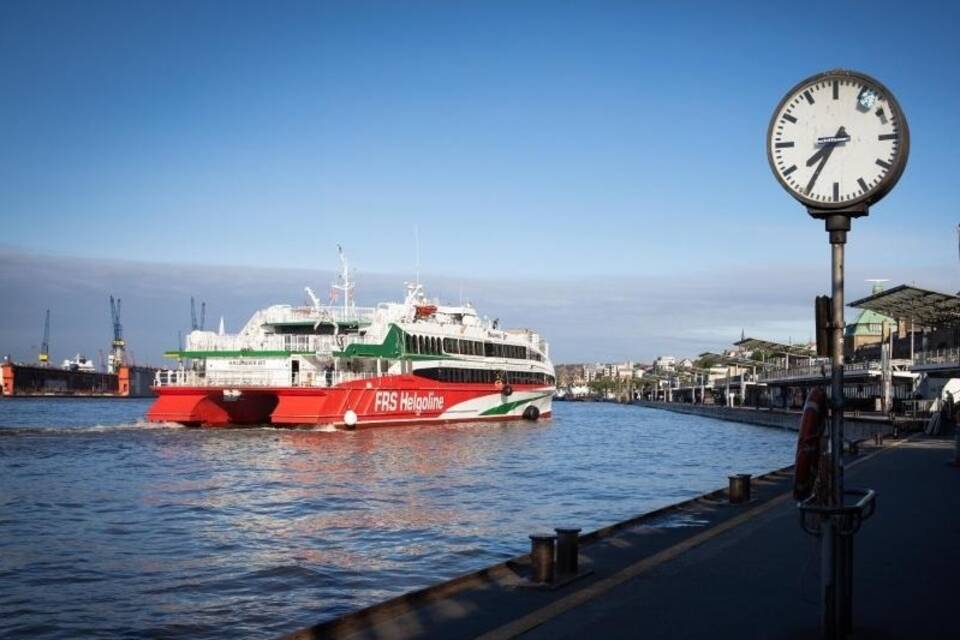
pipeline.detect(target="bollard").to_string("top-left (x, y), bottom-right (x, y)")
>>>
top-left (529, 534), bottom-right (556, 583)
top-left (728, 473), bottom-right (752, 504)
top-left (555, 528), bottom-right (582, 576)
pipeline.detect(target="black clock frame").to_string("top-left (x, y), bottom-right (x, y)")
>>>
top-left (766, 69), bottom-right (910, 217)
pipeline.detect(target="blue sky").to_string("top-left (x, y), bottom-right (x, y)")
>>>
top-left (1, 1), bottom-right (958, 362)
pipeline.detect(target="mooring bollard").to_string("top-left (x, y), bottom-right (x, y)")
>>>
top-left (529, 533), bottom-right (556, 583)
top-left (728, 473), bottom-right (752, 504)
top-left (555, 528), bottom-right (581, 576)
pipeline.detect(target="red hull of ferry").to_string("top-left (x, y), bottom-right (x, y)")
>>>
top-left (147, 375), bottom-right (552, 428)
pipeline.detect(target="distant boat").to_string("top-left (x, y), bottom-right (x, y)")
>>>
top-left (61, 354), bottom-right (96, 372)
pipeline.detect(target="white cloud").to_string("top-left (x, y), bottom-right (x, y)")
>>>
top-left (1, 249), bottom-right (955, 365)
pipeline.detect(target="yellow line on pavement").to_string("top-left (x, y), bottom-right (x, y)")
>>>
top-left (478, 440), bottom-right (905, 640)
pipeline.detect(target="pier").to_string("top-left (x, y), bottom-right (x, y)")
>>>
top-left (284, 434), bottom-right (959, 639)
top-left (631, 400), bottom-right (898, 442)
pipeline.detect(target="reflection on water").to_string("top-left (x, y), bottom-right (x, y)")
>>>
top-left (0, 398), bottom-right (795, 639)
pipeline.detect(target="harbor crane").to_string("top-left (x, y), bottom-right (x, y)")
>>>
top-left (38, 309), bottom-right (50, 366)
top-left (190, 297), bottom-right (206, 331)
top-left (109, 296), bottom-right (125, 374)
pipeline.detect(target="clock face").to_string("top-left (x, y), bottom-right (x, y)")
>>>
top-left (767, 70), bottom-right (909, 210)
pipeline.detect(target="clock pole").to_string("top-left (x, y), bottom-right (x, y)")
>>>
top-left (825, 212), bottom-right (851, 512)
top-left (769, 68), bottom-right (904, 639)
top-left (825, 211), bottom-right (851, 639)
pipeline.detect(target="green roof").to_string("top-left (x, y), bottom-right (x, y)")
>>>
top-left (846, 308), bottom-right (895, 337)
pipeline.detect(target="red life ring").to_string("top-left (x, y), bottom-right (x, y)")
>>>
top-left (793, 387), bottom-right (828, 501)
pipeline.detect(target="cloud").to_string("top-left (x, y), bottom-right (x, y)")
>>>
top-left (1, 249), bottom-right (955, 366)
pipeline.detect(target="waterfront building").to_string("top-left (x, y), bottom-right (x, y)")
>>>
top-left (653, 355), bottom-right (676, 372)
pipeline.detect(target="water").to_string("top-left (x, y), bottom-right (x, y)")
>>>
top-left (0, 398), bottom-right (796, 639)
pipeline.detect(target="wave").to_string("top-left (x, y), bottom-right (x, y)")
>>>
top-left (0, 419), bottom-right (186, 436)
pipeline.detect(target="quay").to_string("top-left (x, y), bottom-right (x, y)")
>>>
top-left (631, 400), bottom-right (898, 442)
top-left (561, 284), bottom-right (960, 438)
top-left (284, 434), bottom-right (960, 639)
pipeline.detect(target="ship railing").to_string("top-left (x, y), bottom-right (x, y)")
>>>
top-left (153, 369), bottom-right (379, 388)
top-left (183, 333), bottom-right (363, 354)
top-left (257, 306), bottom-right (377, 326)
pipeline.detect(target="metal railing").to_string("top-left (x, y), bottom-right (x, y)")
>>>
top-left (181, 329), bottom-right (398, 355)
top-left (914, 347), bottom-right (960, 367)
top-left (183, 333), bottom-right (351, 354)
top-left (153, 369), bottom-right (378, 388)
top-left (759, 359), bottom-right (912, 382)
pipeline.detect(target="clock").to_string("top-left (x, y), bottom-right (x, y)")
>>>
top-left (767, 69), bottom-right (909, 215)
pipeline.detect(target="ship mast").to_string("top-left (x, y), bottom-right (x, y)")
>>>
top-left (331, 245), bottom-right (354, 317)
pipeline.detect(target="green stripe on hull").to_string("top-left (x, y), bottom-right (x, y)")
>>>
top-left (480, 393), bottom-right (553, 416)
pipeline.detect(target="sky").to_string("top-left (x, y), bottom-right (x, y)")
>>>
top-left (1, 1), bottom-right (958, 364)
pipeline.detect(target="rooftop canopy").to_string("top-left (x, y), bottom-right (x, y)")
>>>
top-left (733, 337), bottom-right (815, 357)
top-left (848, 284), bottom-right (960, 327)
top-left (697, 352), bottom-right (775, 369)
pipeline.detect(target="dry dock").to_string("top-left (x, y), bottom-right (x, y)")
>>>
top-left (284, 434), bottom-right (959, 639)
top-left (0, 363), bottom-right (156, 397)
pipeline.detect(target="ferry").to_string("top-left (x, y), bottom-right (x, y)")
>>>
top-left (147, 250), bottom-right (555, 428)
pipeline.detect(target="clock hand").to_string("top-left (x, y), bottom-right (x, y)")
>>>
top-left (806, 126), bottom-right (848, 167)
top-left (805, 144), bottom-right (836, 195)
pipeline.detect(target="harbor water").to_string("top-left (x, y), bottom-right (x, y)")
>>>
top-left (0, 399), bottom-right (796, 639)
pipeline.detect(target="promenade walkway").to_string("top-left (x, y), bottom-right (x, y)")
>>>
top-left (285, 435), bottom-right (959, 640)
